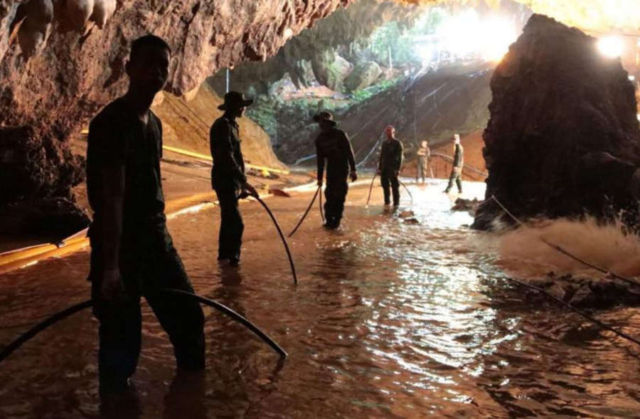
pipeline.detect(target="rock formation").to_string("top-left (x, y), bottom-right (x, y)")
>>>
top-left (474, 14), bottom-right (640, 230)
top-left (0, 0), bottom-right (355, 232)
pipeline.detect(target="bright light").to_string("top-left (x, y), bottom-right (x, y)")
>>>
top-left (480, 16), bottom-right (518, 62)
top-left (597, 36), bottom-right (624, 58)
top-left (433, 10), bottom-right (518, 63)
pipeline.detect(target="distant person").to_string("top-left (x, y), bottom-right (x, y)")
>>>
top-left (86, 35), bottom-right (205, 399)
top-left (444, 133), bottom-right (464, 194)
top-left (416, 140), bottom-right (430, 183)
top-left (210, 91), bottom-right (258, 267)
top-left (314, 111), bottom-right (357, 229)
top-left (377, 125), bottom-right (404, 207)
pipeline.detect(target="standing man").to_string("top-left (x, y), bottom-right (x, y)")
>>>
top-left (314, 111), bottom-right (357, 229)
top-left (86, 35), bottom-right (205, 398)
top-left (416, 140), bottom-right (430, 183)
top-left (444, 133), bottom-right (464, 194)
top-left (377, 125), bottom-right (404, 207)
top-left (210, 91), bottom-right (257, 267)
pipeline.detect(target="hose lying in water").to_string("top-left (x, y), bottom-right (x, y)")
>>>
top-left (365, 174), bottom-right (377, 208)
top-left (251, 194), bottom-right (298, 285)
top-left (288, 186), bottom-right (320, 237)
top-left (490, 195), bottom-right (640, 348)
top-left (0, 289), bottom-right (287, 364)
top-left (398, 179), bottom-right (414, 205)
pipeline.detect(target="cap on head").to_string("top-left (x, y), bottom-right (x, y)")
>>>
top-left (313, 111), bottom-right (334, 123)
top-left (384, 125), bottom-right (395, 137)
top-left (219, 91), bottom-right (254, 111)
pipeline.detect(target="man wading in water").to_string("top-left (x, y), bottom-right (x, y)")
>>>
top-left (314, 111), bottom-right (357, 229)
top-left (444, 133), bottom-right (464, 194)
top-left (378, 125), bottom-right (404, 208)
top-left (87, 35), bottom-right (205, 402)
top-left (210, 91), bottom-right (258, 266)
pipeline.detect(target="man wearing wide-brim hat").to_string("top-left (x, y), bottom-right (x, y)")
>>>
top-left (313, 111), bottom-right (357, 229)
top-left (210, 91), bottom-right (257, 267)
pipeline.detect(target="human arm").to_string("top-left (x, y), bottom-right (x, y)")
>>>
top-left (99, 166), bottom-right (125, 300)
top-left (210, 120), bottom-right (247, 185)
top-left (395, 141), bottom-right (404, 176)
top-left (316, 139), bottom-right (325, 186)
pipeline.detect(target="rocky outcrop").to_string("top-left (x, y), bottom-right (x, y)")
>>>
top-left (474, 14), bottom-right (640, 230)
top-left (0, 0), bottom-right (356, 222)
top-left (311, 50), bottom-right (353, 91)
top-left (344, 61), bottom-right (382, 91)
top-left (208, 0), bottom-right (420, 97)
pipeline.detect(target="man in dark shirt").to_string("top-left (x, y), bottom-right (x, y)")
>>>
top-left (314, 111), bottom-right (357, 229)
top-left (86, 35), bottom-right (205, 397)
top-left (210, 91), bottom-right (257, 266)
top-left (377, 125), bottom-right (404, 207)
top-left (444, 134), bottom-right (464, 194)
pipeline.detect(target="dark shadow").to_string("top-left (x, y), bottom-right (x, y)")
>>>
top-left (163, 370), bottom-right (207, 419)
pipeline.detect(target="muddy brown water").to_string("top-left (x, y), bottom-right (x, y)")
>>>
top-left (1, 180), bottom-right (640, 418)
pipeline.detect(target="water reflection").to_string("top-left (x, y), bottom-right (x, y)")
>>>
top-left (1, 180), bottom-right (640, 417)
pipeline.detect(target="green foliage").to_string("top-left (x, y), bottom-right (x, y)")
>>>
top-left (369, 21), bottom-right (419, 67)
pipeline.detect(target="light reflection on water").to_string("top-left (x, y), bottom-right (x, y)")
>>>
top-left (1, 179), bottom-right (640, 417)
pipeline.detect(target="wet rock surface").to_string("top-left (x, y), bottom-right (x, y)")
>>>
top-left (525, 273), bottom-right (640, 309)
top-left (475, 14), bottom-right (640, 230)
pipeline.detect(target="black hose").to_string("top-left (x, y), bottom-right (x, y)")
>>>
top-left (365, 174), bottom-right (377, 207)
top-left (253, 195), bottom-right (298, 285)
top-left (288, 187), bottom-right (320, 237)
top-left (489, 195), bottom-right (640, 349)
top-left (161, 289), bottom-right (287, 359)
top-left (0, 299), bottom-right (92, 363)
top-left (0, 290), bottom-right (288, 364)
top-left (398, 179), bottom-right (414, 205)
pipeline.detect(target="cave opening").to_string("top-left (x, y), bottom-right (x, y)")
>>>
top-left (4, 1), bottom-right (640, 417)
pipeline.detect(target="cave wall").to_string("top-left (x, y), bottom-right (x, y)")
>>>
top-left (208, 0), bottom-right (421, 97)
top-left (0, 0), bottom-right (354, 208)
top-left (474, 14), bottom-right (640, 229)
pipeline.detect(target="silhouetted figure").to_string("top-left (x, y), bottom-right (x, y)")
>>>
top-left (416, 140), bottom-right (430, 183)
top-left (314, 111), bottom-right (357, 229)
top-left (444, 134), bottom-right (464, 194)
top-left (210, 91), bottom-right (257, 266)
top-left (86, 35), bottom-right (205, 402)
top-left (378, 125), bottom-right (404, 207)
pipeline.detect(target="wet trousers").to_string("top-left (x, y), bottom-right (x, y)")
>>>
top-left (215, 187), bottom-right (244, 260)
top-left (445, 167), bottom-right (463, 193)
top-left (381, 171), bottom-right (400, 206)
top-left (416, 157), bottom-right (427, 182)
top-left (91, 241), bottom-right (205, 393)
top-left (324, 178), bottom-right (348, 226)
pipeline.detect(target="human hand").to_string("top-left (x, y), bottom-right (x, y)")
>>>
top-left (350, 171), bottom-right (358, 182)
top-left (317, 178), bottom-right (323, 187)
top-left (242, 182), bottom-right (258, 198)
top-left (376, 169), bottom-right (381, 175)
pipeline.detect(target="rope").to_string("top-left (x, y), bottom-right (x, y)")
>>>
top-left (252, 195), bottom-right (298, 285)
top-left (0, 289), bottom-right (287, 364)
top-left (289, 187), bottom-right (320, 237)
